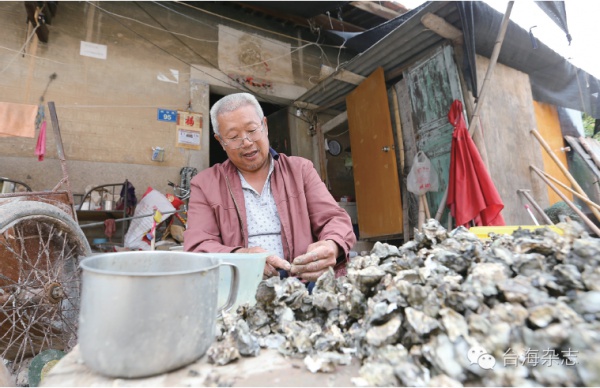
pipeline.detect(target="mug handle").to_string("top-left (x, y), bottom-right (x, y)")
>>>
top-left (217, 262), bottom-right (239, 313)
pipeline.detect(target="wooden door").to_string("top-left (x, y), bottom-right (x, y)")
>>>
top-left (405, 45), bottom-right (464, 224)
top-left (346, 67), bottom-right (403, 239)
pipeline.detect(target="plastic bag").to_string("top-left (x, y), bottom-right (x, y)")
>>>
top-left (407, 151), bottom-right (439, 195)
top-left (124, 187), bottom-right (176, 250)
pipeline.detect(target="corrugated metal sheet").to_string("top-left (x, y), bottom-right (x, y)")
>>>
top-left (294, 1), bottom-right (600, 119)
top-left (295, 1), bottom-right (455, 112)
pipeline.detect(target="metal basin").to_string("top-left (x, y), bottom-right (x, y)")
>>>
top-left (78, 251), bottom-right (239, 378)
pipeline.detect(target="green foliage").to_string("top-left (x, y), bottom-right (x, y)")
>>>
top-left (582, 112), bottom-right (598, 139)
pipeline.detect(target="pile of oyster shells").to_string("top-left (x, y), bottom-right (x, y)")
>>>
top-left (208, 219), bottom-right (600, 386)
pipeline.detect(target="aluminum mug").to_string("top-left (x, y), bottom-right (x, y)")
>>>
top-left (78, 251), bottom-right (239, 378)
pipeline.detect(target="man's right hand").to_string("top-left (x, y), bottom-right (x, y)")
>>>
top-left (234, 247), bottom-right (291, 278)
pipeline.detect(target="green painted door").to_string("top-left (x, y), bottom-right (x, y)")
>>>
top-left (405, 45), bottom-right (464, 225)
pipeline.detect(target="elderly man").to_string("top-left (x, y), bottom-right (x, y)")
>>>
top-left (183, 93), bottom-right (356, 281)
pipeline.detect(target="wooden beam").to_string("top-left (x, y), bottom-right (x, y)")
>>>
top-left (420, 12), bottom-right (463, 45)
top-left (315, 95), bottom-right (347, 113)
top-left (350, 1), bottom-right (400, 20)
top-left (320, 65), bottom-right (366, 85)
top-left (322, 111), bottom-right (348, 134)
top-left (293, 100), bottom-right (320, 110)
top-left (313, 14), bottom-right (365, 33)
top-left (381, 1), bottom-right (409, 14)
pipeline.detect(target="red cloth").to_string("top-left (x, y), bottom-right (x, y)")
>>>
top-left (446, 100), bottom-right (505, 227)
top-left (104, 219), bottom-right (117, 240)
top-left (34, 120), bottom-right (47, 161)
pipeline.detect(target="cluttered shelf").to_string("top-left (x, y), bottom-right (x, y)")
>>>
top-left (77, 210), bottom-right (130, 222)
top-left (76, 180), bottom-right (136, 247)
top-left (74, 183), bottom-right (188, 253)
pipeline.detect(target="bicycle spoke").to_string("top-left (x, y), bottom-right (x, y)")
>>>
top-left (0, 213), bottom-right (84, 376)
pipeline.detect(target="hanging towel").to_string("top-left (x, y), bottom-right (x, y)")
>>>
top-left (35, 121), bottom-right (47, 161)
top-left (0, 102), bottom-right (38, 138)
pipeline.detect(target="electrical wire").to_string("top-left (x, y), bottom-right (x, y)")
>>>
top-left (86, 1), bottom-right (347, 109)
top-left (56, 104), bottom-right (183, 109)
top-left (136, 2), bottom-right (309, 120)
top-left (90, 2), bottom-right (218, 43)
top-left (88, 1), bottom-right (314, 124)
top-left (171, 1), bottom-right (344, 49)
top-left (327, 129), bottom-right (349, 138)
top-left (0, 24), bottom-right (39, 75)
top-left (154, 1), bottom-right (336, 73)
top-left (0, 44), bottom-right (71, 65)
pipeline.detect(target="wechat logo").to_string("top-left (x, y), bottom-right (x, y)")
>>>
top-left (468, 346), bottom-right (496, 370)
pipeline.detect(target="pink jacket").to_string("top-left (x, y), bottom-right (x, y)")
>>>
top-left (183, 150), bottom-right (356, 275)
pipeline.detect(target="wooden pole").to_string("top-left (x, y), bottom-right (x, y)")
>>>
top-left (467, 2), bottom-right (513, 137)
top-left (531, 128), bottom-right (600, 222)
top-left (418, 195), bottom-right (425, 230)
top-left (48, 101), bottom-right (77, 222)
top-left (422, 195), bottom-right (431, 219)
top-left (531, 166), bottom-right (600, 211)
top-left (516, 189), bottom-right (554, 225)
top-left (435, 2), bottom-right (514, 222)
top-left (530, 166), bottom-right (600, 236)
top-left (452, 45), bottom-right (491, 170)
top-left (391, 89), bottom-right (410, 242)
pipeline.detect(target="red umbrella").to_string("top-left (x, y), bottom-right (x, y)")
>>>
top-left (446, 100), bottom-right (505, 227)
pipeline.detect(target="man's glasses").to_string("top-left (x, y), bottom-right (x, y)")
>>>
top-left (220, 121), bottom-right (265, 149)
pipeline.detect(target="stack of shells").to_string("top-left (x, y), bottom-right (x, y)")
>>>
top-left (209, 219), bottom-right (600, 386)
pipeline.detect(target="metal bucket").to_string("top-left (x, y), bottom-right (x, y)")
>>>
top-left (78, 251), bottom-right (239, 378)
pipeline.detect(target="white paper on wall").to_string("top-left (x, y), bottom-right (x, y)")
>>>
top-left (157, 69), bottom-right (179, 84)
top-left (80, 41), bottom-right (107, 60)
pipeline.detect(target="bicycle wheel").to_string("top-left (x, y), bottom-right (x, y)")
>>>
top-left (0, 201), bottom-right (91, 376)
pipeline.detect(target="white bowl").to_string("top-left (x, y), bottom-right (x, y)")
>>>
top-left (210, 252), bottom-right (268, 311)
top-left (169, 250), bottom-right (269, 311)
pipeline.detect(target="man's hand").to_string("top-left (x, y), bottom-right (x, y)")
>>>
top-left (235, 247), bottom-right (291, 278)
top-left (290, 240), bottom-right (340, 282)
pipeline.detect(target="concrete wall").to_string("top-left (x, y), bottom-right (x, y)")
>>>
top-left (0, 2), bottom-right (347, 198)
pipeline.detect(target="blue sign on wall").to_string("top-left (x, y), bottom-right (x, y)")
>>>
top-left (157, 109), bottom-right (177, 122)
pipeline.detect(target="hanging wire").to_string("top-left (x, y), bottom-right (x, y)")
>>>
top-left (326, 11), bottom-right (334, 29)
top-left (157, 1), bottom-right (337, 73)
top-left (171, 1), bottom-right (344, 49)
top-left (90, 2), bottom-right (218, 43)
top-left (0, 45), bottom-right (71, 64)
top-left (0, 24), bottom-right (40, 75)
top-left (327, 129), bottom-right (349, 138)
top-left (335, 39), bottom-right (348, 72)
top-left (90, 1), bottom-right (314, 124)
top-left (87, 1), bottom-right (337, 75)
top-left (56, 104), bottom-right (183, 109)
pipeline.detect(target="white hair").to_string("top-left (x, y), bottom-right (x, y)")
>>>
top-left (210, 93), bottom-right (264, 136)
